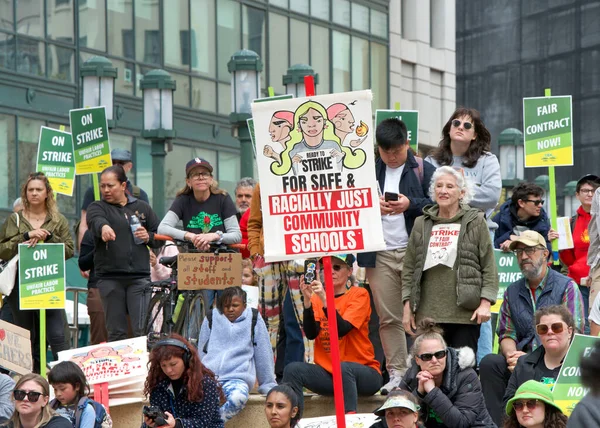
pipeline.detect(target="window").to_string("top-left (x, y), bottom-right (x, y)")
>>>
top-left (17, 0), bottom-right (43, 38)
top-left (18, 118), bottom-right (45, 194)
top-left (78, 0), bottom-right (106, 51)
top-left (143, 30), bottom-right (161, 65)
top-left (351, 3), bottom-right (369, 34)
top-left (351, 36), bottom-right (369, 90)
top-left (47, 0), bottom-right (74, 42)
top-left (0, 114), bottom-right (16, 209)
top-left (217, 0), bottom-right (241, 82)
top-left (192, 77), bottom-right (217, 112)
top-left (164, 0), bottom-right (189, 70)
top-left (332, 31), bottom-right (350, 93)
top-left (135, 0), bottom-right (159, 63)
top-left (218, 83), bottom-right (231, 115)
top-left (0, 1), bottom-right (13, 31)
top-left (370, 42), bottom-right (388, 109)
top-left (371, 9), bottom-right (387, 38)
top-left (171, 73), bottom-right (191, 107)
top-left (243, 6), bottom-right (266, 90)
top-left (290, 19), bottom-right (308, 66)
top-left (47, 44), bottom-right (74, 82)
top-left (218, 151), bottom-right (241, 196)
top-left (270, 0), bottom-right (288, 8)
top-left (310, 0), bottom-right (329, 20)
top-left (107, 0), bottom-right (133, 58)
top-left (268, 13), bottom-right (288, 94)
top-left (191, 0), bottom-right (216, 78)
top-left (332, 0), bottom-right (350, 26)
top-left (0, 33), bottom-right (16, 70)
top-left (290, 0), bottom-right (308, 15)
top-left (310, 25), bottom-right (329, 94)
top-left (17, 37), bottom-right (45, 77)
top-left (111, 57), bottom-right (134, 95)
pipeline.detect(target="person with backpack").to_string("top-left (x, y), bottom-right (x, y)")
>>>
top-left (199, 286), bottom-right (276, 422)
top-left (357, 118), bottom-right (435, 394)
top-left (48, 361), bottom-right (111, 428)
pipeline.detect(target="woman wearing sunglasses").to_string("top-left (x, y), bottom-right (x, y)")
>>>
top-left (399, 318), bottom-right (495, 427)
top-left (502, 305), bottom-right (575, 411)
top-left (4, 373), bottom-right (71, 428)
top-left (504, 380), bottom-right (566, 428)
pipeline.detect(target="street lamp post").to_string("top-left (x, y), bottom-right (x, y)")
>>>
top-left (283, 64), bottom-right (319, 97)
top-left (228, 49), bottom-right (262, 179)
top-left (498, 128), bottom-right (524, 194)
top-left (80, 56), bottom-right (118, 128)
top-left (563, 180), bottom-right (578, 218)
top-left (140, 69), bottom-right (177, 218)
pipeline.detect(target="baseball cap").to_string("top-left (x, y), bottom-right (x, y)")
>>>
top-left (111, 148), bottom-right (132, 162)
top-left (508, 230), bottom-right (547, 251)
top-left (576, 174), bottom-right (600, 191)
top-left (319, 254), bottom-right (355, 267)
top-left (506, 380), bottom-right (562, 416)
top-left (186, 157), bottom-right (213, 175)
top-left (374, 395), bottom-right (420, 417)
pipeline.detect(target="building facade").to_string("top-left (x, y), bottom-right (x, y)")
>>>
top-left (0, 0), bottom-right (389, 226)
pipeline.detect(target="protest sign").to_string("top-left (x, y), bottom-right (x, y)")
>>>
top-left (553, 334), bottom-right (600, 416)
top-left (376, 109), bottom-right (419, 152)
top-left (251, 90), bottom-right (385, 262)
top-left (36, 127), bottom-right (76, 196)
top-left (18, 243), bottom-right (65, 310)
top-left (492, 250), bottom-right (522, 312)
top-left (177, 252), bottom-right (242, 290)
top-left (248, 94), bottom-right (294, 159)
top-left (242, 285), bottom-right (259, 309)
top-left (298, 413), bottom-right (378, 427)
top-left (556, 216), bottom-right (574, 250)
top-left (423, 224), bottom-right (460, 271)
top-left (58, 336), bottom-right (148, 384)
top-left (0, 320), bottom-right (33, 374)
top-left (523, 95), bottom-right (573, 167)
top-left (69, 106), bottom-right (111, 174)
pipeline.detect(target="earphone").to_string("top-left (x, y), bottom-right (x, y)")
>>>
top-left (154, 338), bottom-right (191, 367)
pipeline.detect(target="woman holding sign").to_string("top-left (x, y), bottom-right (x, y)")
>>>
top-left (402, 166), bottom-right (498, 356)
top-left (0, 172), bottom-right (74, 373)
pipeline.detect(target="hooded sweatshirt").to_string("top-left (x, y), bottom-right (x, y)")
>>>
top-left (199, 307), bottom-right (277, 393)
top-left (567, 393), bottom-right (600, 428)
top-left (559, 205), bottom-right (591, 284)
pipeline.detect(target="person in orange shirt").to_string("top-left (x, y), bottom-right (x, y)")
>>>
top-left (282, 254), bottom-right (382, 416)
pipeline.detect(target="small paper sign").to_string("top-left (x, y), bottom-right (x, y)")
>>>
top-left (556, 216), bottom-right (574, 250)
top-left (242, 285), bottom-right (259, 309)
top-left (177, 253), bottom-right (242, 290)
top-left (0, 320), bottom-right (33, 374)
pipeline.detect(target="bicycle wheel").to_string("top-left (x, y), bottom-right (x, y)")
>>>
top-left (179, 293), bottom-right (205, 348)
top-left (145, 292), bottom-right (169, 342)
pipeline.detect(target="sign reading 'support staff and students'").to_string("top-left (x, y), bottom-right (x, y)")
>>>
top-left (18, 244), bottom-right (65, 310)
top-left (69, 106), bottom-right (111, 174)
top-left (523, 95), bottom-right (573, 167)
top-left (36, 127), bottom-right (76, 196)
top-left (251, 90), bottom-right (385, 262)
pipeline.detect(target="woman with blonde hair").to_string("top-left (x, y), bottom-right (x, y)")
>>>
top-left (4, 373), bottom-right (70, 428)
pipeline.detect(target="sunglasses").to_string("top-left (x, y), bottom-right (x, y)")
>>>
top-left (417, 349), bottom-right (447, 362)
top-left (13, 390), bottom-right (44, 402)
top-left (536, 322), bottom-right (565, 335)
top-left (320, 264), bottom-right (344, 273)
top-left (451, 119), bottom-right (473, 130)
top-left (513, 399), bottom-right (540, 412)
top-left (523, 199), bottom-right (544, 206)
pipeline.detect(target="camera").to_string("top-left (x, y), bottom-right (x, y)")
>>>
top-left (143, 405), bottom-right (168, 426)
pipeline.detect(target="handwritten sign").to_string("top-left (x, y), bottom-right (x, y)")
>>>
top-left (0, 320), bottom-right (33, 374)
top-left (58, 336), bottom-right (148, 384)
top-left (177, 253), bottom-right (242, 290)
top-left (298, 413), bottom-right (379, 427)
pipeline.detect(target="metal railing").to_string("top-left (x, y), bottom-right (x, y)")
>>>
top-left (66, 286), bottom-right (88, 348)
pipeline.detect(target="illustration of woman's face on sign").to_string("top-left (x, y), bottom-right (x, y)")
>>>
top-left (269, 112), bottom-right (293, 143)
top-left (332, 108), bottom-right (355, 134)
top-left (299, 108), bottom-right (325, 138)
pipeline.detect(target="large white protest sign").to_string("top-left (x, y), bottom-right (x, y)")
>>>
top-left (251, 90), bottom-right (385, 262)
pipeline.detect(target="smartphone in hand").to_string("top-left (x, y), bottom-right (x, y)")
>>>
top-left (384, 192), bottom-right (399, 202)
top-left (304, 259), bottom-right (317, 284)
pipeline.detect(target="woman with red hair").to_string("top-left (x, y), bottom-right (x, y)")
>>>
top-left (142, 334), bottom-right (223, 427)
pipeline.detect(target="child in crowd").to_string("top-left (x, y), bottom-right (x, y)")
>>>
top-left (199, 286), bottom-right (277, 422)
top-left (48, 361), bottom-right (98, 428)
top-left (242, 258), bottom-right (257, 286)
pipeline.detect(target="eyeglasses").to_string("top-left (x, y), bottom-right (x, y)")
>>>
top-left (536, 322), bottom-right (565, 335)
top-left (189, 172), bottom-right (212, 180)
top-left (578, 188), bottom-right (597, 195)
top-left (112, 160), bottom-right (129, 166)
top-left (513, 399), bottom-right (540, 412)
top-left (13, 390), bottom-right (44, 402)
top-left (417, 349), bottom-right (447, 362)
top-left (451, 119), bottom-right (473, 130)
top-left (320, 265), bottom-right (344, 273)
top-left (523, 199), bottom-right (544, 206)
top-left (512, 247), bottom-right (545, 257)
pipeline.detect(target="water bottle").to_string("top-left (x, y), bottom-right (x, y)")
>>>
top-left (130, 214), bottom-right (144, 245)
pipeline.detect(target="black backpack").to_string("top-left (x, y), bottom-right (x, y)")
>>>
top-left (202, 308), bottom-right (259, 353)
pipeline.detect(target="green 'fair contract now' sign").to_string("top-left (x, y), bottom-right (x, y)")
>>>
top-left (18, 244), bottom-right (65, 310)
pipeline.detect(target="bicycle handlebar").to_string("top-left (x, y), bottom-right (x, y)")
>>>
top-left (153, 234), bottom-right (247, 251)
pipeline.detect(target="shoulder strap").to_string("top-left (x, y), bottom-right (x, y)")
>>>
top-left (202, 311), bottom-right (213, 353)
top-left (251, 308), bottom-right (258, 346)
top-left (13, 213), bottom-right (19, 229)
top-left (412, 156), bottom-right (424, 186)
top-left (132, 185), bottom-right (141, 198)
top-left (49, 398), bottom-right (60, 410)
top-left (570, 214), bottom-right (577, 232)
top-left (74, 396), bottom-right (90, 428)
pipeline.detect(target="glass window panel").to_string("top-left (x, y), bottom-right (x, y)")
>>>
top-left (0, 1), bottom-right (13, 31)
top-left (243, 6), bottom-right (266, 90)
top-left (269, 0), bottom-right (287, 8)
top-left (218, 151), bottom-right (240, 196)
top-left (135, 139), bottom-right (152, 206)
top-left (310, 25), bottom-right (329, 94)
top-left (371, 9), bottom-right (387, 38)
top-left (18, 118), bottom-right (45, 196)
top-left (192, 77), bottom-right (217, 112)
top-left (79, 0), bottom-right (106, 51)
top-left (47, 0), bottom-right (74, 42)
top-left (332, 0), bottom-right (350, 26)
top-left (135, 0), bottom-right (160, 64)
top-left (310, 0), bottom-right (328, 20)
top-left (164, 0), bottom-right (189, 71)
top-left (191, 0), bottom-right (216, 78)
top-left (290, 19), bottom-right (308, 66)
top-left (0, 114), bottom-right (16, 209)
top-left (217, 0), bottom-right (241, 82)
top-left (47, 44), bottom-right (75, 82)
top-left (112, 57), bottom-right (134, 95)
top-left (17, 0), bottom-right (43, 37)
top-left (268, 13), bottom-right (288, 94)
top-left (218, 83), bottom-right (231, 115)
top-left (17, 37), bottom-right (45, 77)
top-left (351, 36), bottom-right (369, 90)
top-left (171, 73), bottom-right (190, 107)
top-left (371, 42), bottom-right (388, 109)
top-left (290, 0), bottom-right (308, 15)
top-left (332, 31), bottom-right (350, 93)
top-left (107, 0), bottom-right (133, 58)
top-left (0, 33), bottom-right (16, 70)
top-left (351, 3), bottom-right (369, 33)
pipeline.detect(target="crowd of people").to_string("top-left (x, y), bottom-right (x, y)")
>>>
top-left (0, 106), bottom-right (599, 427)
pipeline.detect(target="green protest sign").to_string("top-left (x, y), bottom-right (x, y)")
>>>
top-left (18, 244), bottom-right (65, 310)
top-left (553, 334), bottom-right (599, 416)
top-left (492, 250), bottom-right (522, 313)
top-left (376, 109), bottom-right (419, 152)
top-left (522, 95), bottom-right (573, 167)
top-left (36, 127), bottom-right (76, 196)
top-left (69, 106), bottom-right (111, 174)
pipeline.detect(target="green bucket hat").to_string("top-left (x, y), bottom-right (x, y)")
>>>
top-left (374, 395), bottom-right (420, 417)
top-left (506, 380), bottom-right (563, 416)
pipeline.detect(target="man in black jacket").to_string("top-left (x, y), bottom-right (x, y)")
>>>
top-left (357, 118), bottom-right (435, 394)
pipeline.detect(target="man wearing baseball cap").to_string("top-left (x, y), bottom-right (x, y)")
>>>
top-left (480, 230), bottom-right (584, 425)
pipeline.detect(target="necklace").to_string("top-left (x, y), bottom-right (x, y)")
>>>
top-left (25, 211), bottom-right (46, 222)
